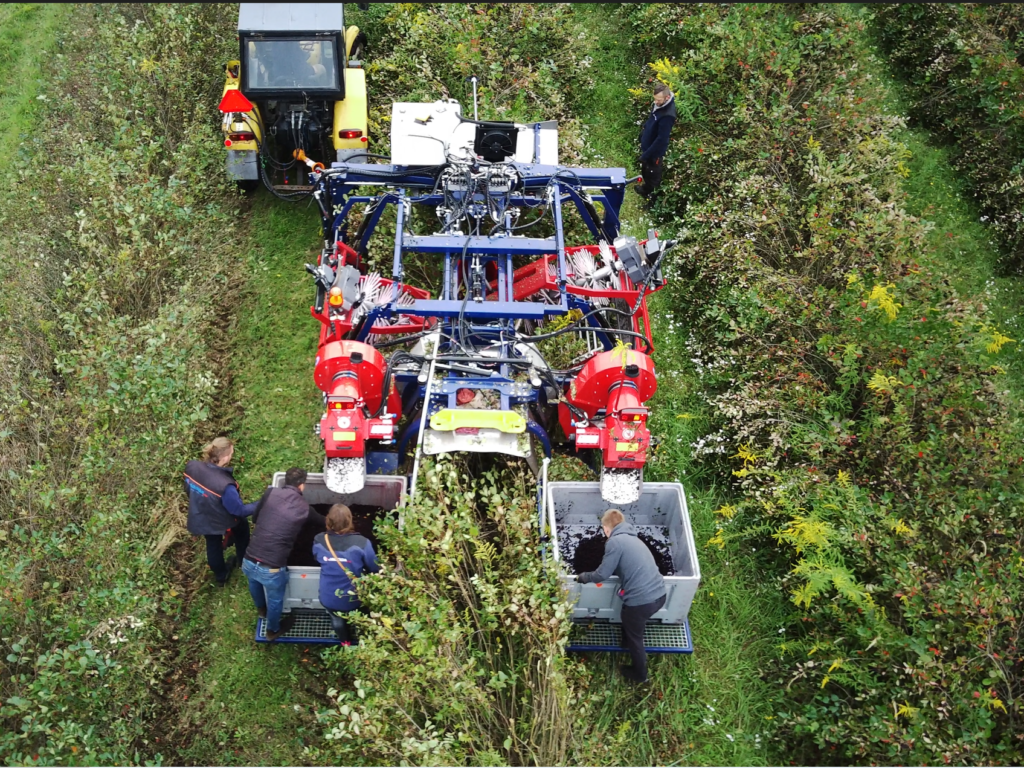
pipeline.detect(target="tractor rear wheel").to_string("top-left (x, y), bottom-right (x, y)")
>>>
top-left (349, 32), bottom-right (367, 62)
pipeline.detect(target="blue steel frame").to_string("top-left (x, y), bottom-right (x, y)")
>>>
top-left (315, 162), bottom-right (631, 461)
top-left (565, 619), bottom-right (694, 655)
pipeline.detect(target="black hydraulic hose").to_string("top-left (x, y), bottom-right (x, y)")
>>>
top-left (372, 329), bottom-right (433, 349)
top-left (525, 307), bottom-right (654, 350)
top-left (236, 115), bottom-right (315, 202)
top-left (336, 152), bottom-right (393, 161)
top-left (373, 350), bottom-right (420, 418)
top-left (435, 355), bottom-right (532, 366)
top-left (456, 230), bottom-right (476, 355)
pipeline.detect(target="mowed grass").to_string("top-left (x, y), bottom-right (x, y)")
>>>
top-left (0, 3), bottom-right (66, 167)
top-left (172, 579), bottom-right (327, 766)
top-left (174, 193), bottom-right (329, 765)
top-left (899, 131), bottom-right (1024, 385)
top-left (231, 195), bottom-right (326, 496)
top-left (568, 5), bottom-right (788, 765)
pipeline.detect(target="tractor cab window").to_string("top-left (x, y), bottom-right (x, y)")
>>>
top-left (245, 37), bottom-right (339, 92)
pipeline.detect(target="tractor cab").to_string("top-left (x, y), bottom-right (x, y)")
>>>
top-left (238, 4), bottom-right (345, 101)
top-left (220, 3), bottom-right (368, 192)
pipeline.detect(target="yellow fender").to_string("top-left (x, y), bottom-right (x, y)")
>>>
top-left (345, 25), bottom-right (361, 57)
top-left (333, 67), bottom-right (368, 153)
top-left (221, 59), bottom-right (260, 151)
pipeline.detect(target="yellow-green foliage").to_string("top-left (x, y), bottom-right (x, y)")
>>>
top-left (773, 514), bottom-right (832, 555)
top-left (867, 283), bottom-right (902, 321)
top-left (629, 3), bottom-right (1024, 763)
top-left (0, 5), bottom-right (242, 763)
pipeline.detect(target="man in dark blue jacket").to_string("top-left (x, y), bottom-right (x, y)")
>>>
top-left (242, 467), bottom-right (326, 641)
top-left (636, 82), bottom-right (677, 200)
top-left (577, 508), bottom-right (667, 684)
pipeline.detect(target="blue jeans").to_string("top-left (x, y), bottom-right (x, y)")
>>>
top-left (242, 558), bottom-right (289, 633)
top-left (327, 604), bottom-right (365, 644)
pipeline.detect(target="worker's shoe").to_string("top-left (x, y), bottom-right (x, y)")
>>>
top-left (618, 664), bottom-right (649, 685)
top-left (215, 555), bottom-right (237, 587)
top-left (258, 607), bottom-right (267, 619)
top-left (265, 613), bottom-right (296, 642)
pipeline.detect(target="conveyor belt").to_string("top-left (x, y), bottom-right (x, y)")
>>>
top-left (567, 620), bottom-right (692, 654)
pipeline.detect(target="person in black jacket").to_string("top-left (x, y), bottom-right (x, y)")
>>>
top-left (184, 437), bottom-right (260, 587)
top-left (636, 82), bottom-right (677, 200)
top-left (242, 467), bottom-right (326, 641)
top-left (577, 508), bottom-right (667, 684)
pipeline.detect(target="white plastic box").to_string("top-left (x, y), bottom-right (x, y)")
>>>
top-left (267, 472), bottom-right (406, 611)
top-left (549, 481), bottom-right (701, 624)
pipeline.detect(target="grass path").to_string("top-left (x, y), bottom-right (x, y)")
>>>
top-left (171, 198), bottom-right (329, 766)
top-left (843, 5), bottom-right (1024, 392)
top-left (568, 5), bottom-right (788, 765)
top-left (0, 4), bottom-right (66, 168)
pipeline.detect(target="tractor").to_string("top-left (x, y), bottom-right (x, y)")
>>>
top-left (218, 3), bottom-right (368, 194)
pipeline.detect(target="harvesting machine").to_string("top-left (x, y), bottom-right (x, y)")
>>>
top-left (306, 100), bottom-right (670, 505)
top-left (232, 96), bottom-right (701, 651)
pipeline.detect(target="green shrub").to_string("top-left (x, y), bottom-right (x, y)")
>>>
top-left (628, 4), bottom-right (1024, 763)
top-left (308, 461), bottom-right (577, 766)
top-left (873, 4), bottom-right (1024, 272)
top-left (0, 4), bottom-right (241, 763)
top-left (354, 3), bottom-right (592, 162)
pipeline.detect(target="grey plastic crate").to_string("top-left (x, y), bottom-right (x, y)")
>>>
top-left (548, 481), bottom-right (701, 625)
top-left (267, 473), bottom-right (406, 611)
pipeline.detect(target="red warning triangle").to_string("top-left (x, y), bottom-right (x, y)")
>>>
top-left (218, 89), bottom-right (253, 113)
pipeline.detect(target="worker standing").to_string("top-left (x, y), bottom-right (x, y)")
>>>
top-left (242, 467), bottom-right (326, 641)
top-left (184, 437), bottom-right (259, 587)
top-left (313, 504), bottom-right (381, 645)
top-left (635, 82), bottom-right (677, 200)
top-left (576, 509), bottom-right (666, 684)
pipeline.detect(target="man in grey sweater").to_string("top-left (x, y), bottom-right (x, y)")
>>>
top-left (577, 509), bottom-right (667, 683)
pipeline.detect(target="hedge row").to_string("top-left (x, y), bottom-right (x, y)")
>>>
top-left (874, 3), bottom-right (1024, 272)
top-left (357, 2), bottom-right (592, 162)
top-left (630, 4), bottom-right (1024, 764)
top-left (0, 5), bottom-right (241, 763)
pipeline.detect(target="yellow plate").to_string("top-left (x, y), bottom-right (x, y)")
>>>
top-left (429, 409), bottom-right (526, 434)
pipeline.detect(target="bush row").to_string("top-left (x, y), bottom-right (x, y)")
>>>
top-left (873, 4), bottom-right (1024, 272)
top-left (0, 5), bottom-right (241, 763)
top-left (630, 4), bottom-right (1024, 764)
top-left (310, 463), bottom-right (578, 766)
top-left (356, 2), bottom-right (592, 162)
